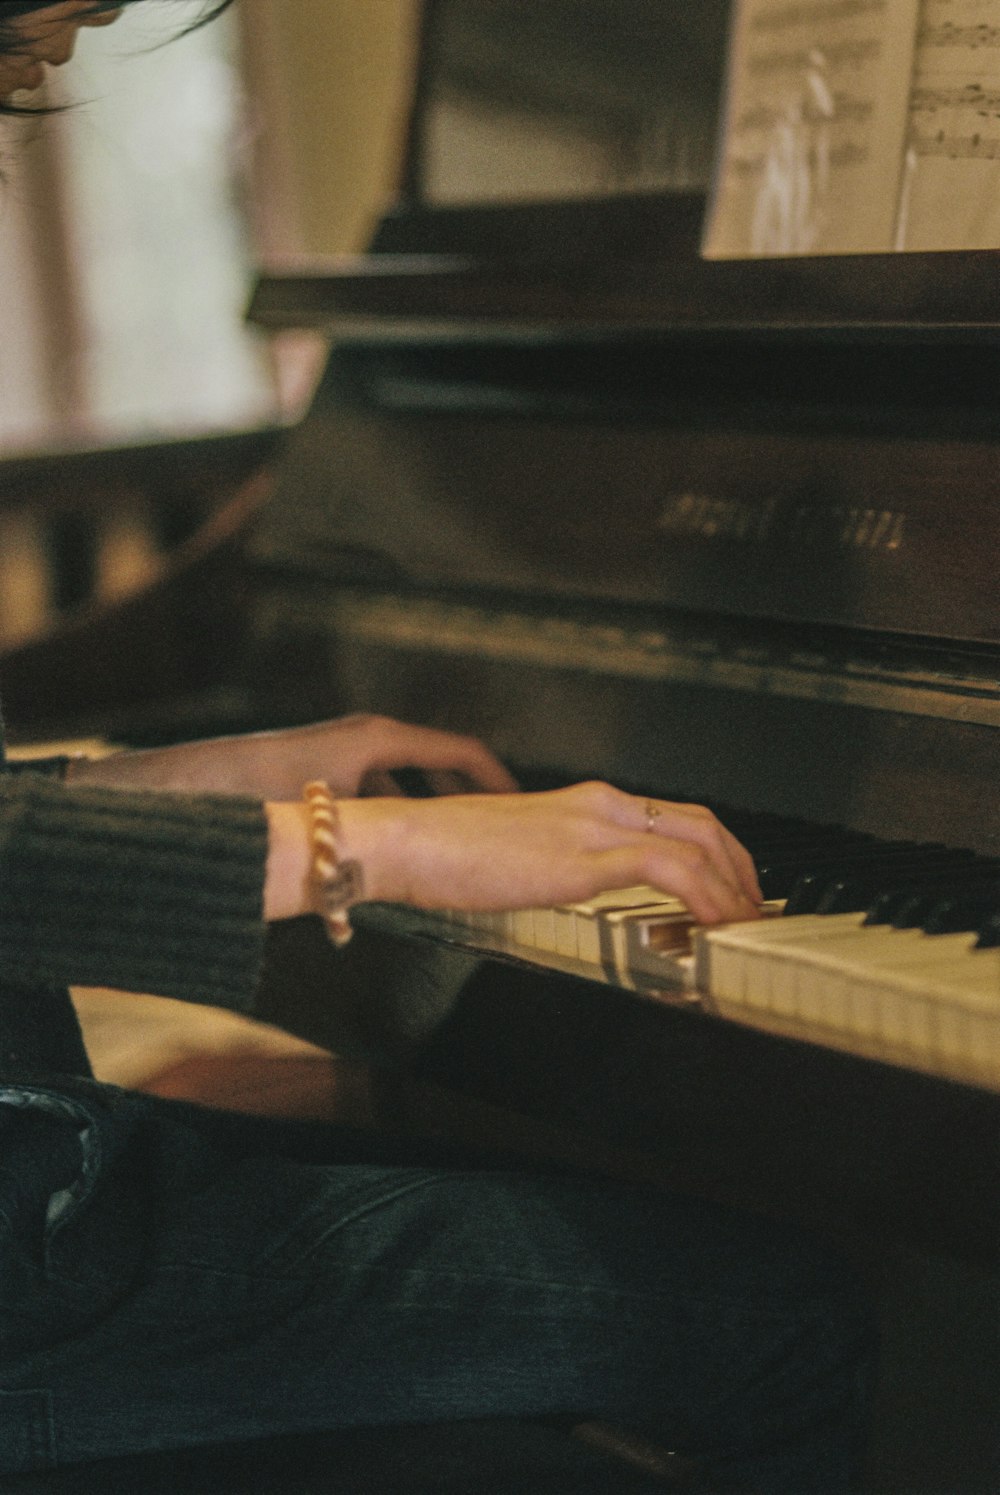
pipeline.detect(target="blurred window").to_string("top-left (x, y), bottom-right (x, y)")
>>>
top-left (0, 1), bottom-right (275, 453)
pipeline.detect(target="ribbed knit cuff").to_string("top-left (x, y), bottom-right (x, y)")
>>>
top-left (0, 776), bottom-right (269, 1013)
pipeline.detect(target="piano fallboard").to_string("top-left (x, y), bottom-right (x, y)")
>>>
top-left (254, 334), bottom-right (1000, 648)
top-left (248, 325), bottom-right (1000, 863)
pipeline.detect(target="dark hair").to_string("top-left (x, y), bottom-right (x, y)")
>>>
top-left (0, 1), bottom-right (236, 116)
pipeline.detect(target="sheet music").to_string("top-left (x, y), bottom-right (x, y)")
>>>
top-left (704, 0), bottom-right (921, 257)
top-left (895, 0), bottom-right (1000, 247)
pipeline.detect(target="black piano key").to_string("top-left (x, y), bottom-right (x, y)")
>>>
top-left (976, 912), bottom-right (1000, 948)
top-left (865, 884), bottom-right (949, 925)
top-left (755, 837), bottom-right (916, 900)
top-left (919, 876), bottom-right (1000, 932)
top-left (924, 892), bottom-right (1000, 935)
top-left (890, 890), bottom-right (957, 928)
top-left (759, 857), bottom-right (870, 901)
top-left (814, 852), bottom-right (988, 915)
top-left (866, 877), bottom-right (987, 925)
top-left (884, 868), bottom-right (1000, 927)
top-left (781, 847), bottom-right (972, 914)
top-left (814, 880), bottom-right (898, 915)
top-left (855, 862), bottom-right (1000, 927)
top-left (609, 782), bottom-right (991, 933)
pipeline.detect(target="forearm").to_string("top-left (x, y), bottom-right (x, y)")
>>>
top-left (0, 775), bottom-right (269, 1010)
top-left (66, 737), bottom-right (258, 796)
top-left (263, 800), bottom-right (313, 921)
top-left (65, 715), bottom-right (520, 802)
top-left (51, 764), bottom-right (762, 962)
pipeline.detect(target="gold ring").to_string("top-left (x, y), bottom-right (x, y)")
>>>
top-left (644, 800), bottom-right (662, 834)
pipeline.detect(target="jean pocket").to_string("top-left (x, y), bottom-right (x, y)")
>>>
top-left (0, 1087), bottom-right (103, 1257)
top-left (0, 1389), bottom-right (56, 1472)
top-left (0, 1084), bottom-right (146, 1305)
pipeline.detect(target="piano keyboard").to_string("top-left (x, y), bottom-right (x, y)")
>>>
top-left (382, 811), bottom-right (1000, 1092)
top-left (696, 914), bottom-right (999, 1091)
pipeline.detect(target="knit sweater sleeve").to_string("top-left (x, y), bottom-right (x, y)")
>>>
top-left (0, 775), bottom-right (269, 1013)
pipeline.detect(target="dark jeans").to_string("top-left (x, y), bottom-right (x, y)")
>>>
top-left (0, 1080), bottom-right (874, 1491)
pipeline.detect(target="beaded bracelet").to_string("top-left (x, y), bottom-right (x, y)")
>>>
top-left (302, 780), bottom-right (364, 946)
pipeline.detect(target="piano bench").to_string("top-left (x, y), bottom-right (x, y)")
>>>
top-left (0, 1419), bottom-right (692, 1493)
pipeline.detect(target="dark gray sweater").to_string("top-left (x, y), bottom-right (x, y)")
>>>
top-left (0, 716), bottom-right (269, 1080)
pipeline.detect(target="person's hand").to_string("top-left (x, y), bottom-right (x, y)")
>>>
top-left (71, 715), bottom-right (517, 801)
top-left (238, 715), bottom-right (519, 798)
top-left (265, 781), bottom-right (763, 929)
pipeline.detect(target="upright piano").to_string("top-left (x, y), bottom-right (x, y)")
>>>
top-left (245, 3), bottom-right (998, 1488)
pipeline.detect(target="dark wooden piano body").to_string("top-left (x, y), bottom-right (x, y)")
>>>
top-left (248, 18), bottom-right (999, 854)
top-left (244, 4), bottom-right (999, 1488)
top-left (0, 2), bottom-right (986, 1486)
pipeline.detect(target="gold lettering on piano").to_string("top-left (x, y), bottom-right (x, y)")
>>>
top-left (656, 492), bottom-right (779, 542)
top-left (656, 493), bottom-right (906, 552)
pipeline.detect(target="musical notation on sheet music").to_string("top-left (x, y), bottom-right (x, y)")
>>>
top-left (911, 81), bottom-right (1000, 113)
top-left (908, 80), bottom-right (1000, 168)
top-left (898, 0), bottom-right (1000, 244)
top-left (918, 20), bottom-right (1000, 49)
top-left (703, 0), bottom-right (920, 256)
top-left (706, 0), bottom-right (1000, 254)
top-left (908, 126), bottom-right (1000, 157)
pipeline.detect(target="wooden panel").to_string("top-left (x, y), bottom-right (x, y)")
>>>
top-left (254, 345), bottom-right (1000, 645)
top-left (0, 432), bottom-right (282, 741)
top-left (251, 194), bottom-right (1000, 331)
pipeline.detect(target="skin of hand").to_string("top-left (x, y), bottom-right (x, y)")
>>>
top-left (68, 715), bottom-right (520, 800)
top-left (265, 781), bottom-right (763, 930)
top-left (69, 719), bottom-right (760, 926)
top-left (71, 718), bottom-right (761, 922)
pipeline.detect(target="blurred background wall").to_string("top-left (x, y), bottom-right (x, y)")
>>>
top-left (0, 0), bottom-right (422, 646)
top-left (243, 0), bottom-right (421, 260)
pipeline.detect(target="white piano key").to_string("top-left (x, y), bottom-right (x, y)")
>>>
top-left (509, 908), bottom-right (543, 951)
top-left (554, 887), bottom-right (673, 964)
top-left (390, 894), bottom-right (999, 1089)
top-left (697, 913), bottom-right (1000, 1089)
top-left (616, 900), bottom-right (784, 991)
top-left (606, 900), bottom-right (691, 988)
top-left (552, 904), bottom-right (580, 959)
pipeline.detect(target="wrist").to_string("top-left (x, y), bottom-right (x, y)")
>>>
top-left (302, 782), bottom-right (366, 944)
top-left (264, 801), bottom-right (314, 921)
top-left (264, 793), bottom-right (406, 925)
